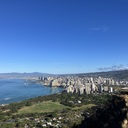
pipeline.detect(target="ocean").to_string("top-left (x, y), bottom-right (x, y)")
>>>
top-left (0, 79), bottom-right (63, 105)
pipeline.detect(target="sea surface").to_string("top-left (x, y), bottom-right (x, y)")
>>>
top-left (0, 79), bottom-right (63, 105)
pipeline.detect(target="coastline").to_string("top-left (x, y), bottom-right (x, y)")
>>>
top-left (0, 79), bottom-right (63, 105)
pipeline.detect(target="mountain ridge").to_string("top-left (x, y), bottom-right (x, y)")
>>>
top-left (0, 69), bottom-right (128, 80)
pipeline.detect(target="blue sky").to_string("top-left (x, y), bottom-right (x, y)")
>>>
top-left (0, 0), bottom-right (128, 74)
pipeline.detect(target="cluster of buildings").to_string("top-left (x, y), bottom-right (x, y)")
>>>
top-left (38, 76), bottom-right (128, 94)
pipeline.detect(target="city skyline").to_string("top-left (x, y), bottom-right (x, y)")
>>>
top-left (0, 0), bottom-right (128, 74)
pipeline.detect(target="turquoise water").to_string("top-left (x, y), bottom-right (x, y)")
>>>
top-left (0, 79), bottom-right (63, 104)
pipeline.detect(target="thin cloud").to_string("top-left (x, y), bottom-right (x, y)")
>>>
top-left (91, 27), bottom-right (101, 31)
top-left (89, 26), bottom-right (109, 33)
top-left (103, 27), bottom-right (109, 32)
top-left (98, 64), bottom-right (128, 71)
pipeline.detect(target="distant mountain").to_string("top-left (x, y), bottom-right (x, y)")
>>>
top-left (1, 70), bottom-right (128, 80)
top-left (76, 70), bottom-right (128, 80)
top-left (0, 72), bottom-right (53, 78)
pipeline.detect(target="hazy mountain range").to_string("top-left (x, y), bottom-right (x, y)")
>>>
top-left (0, 72), bottom-right (52, 78)
top-left (0, 69), bottom-right (128, 80)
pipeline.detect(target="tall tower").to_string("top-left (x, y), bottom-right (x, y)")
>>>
top-left (90, 77), bottom-right (96, 92)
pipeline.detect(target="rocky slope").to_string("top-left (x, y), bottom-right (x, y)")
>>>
top-left (121, 95), bottom-right (128, 128)
top-left (78, 95), bottom-right (128, 128)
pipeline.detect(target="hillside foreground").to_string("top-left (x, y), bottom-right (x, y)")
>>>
top-left (0, 93), bottom-right (128, 128)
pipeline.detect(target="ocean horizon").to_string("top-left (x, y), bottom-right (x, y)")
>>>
top-left (0, 78), bottom-right (63, 105)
